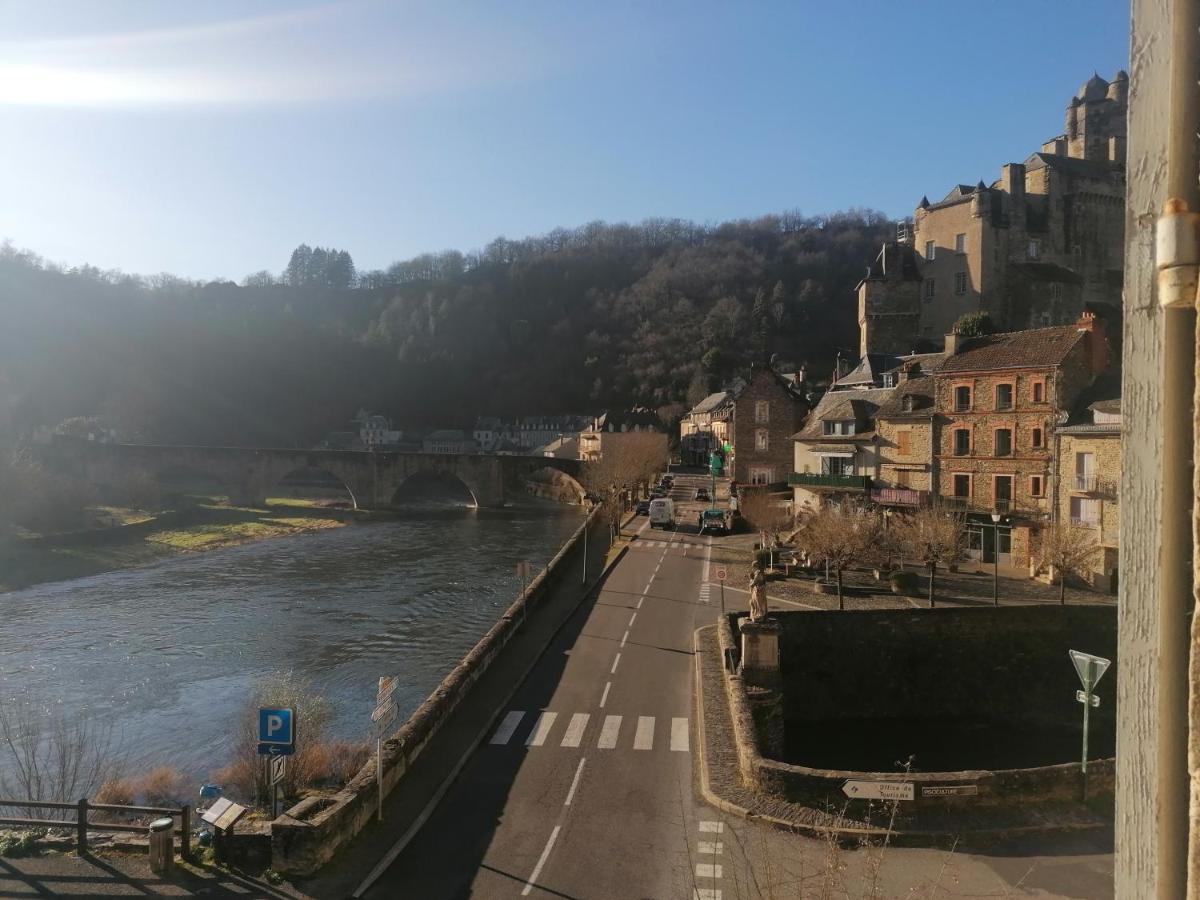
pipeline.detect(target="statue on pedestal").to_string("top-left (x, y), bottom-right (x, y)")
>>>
top-left (749, 566), bottom-right (768, 622)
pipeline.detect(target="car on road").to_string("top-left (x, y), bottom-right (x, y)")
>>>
top-left (635, 500), bottom-right (651, 516)
top-left (649, 497), bottom-right (675, 530)
top-left (695, 487), bottom-right (710, 501)
top-left (698, 508), bottom-right (727, 536)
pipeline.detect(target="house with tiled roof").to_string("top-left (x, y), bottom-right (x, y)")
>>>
top-left (933, 313), bottom-right (1110, 573)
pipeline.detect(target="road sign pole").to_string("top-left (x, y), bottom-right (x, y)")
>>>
top-left (377, 736), bottom-right (384, 823)
top-left (582, 520), bottom-right (587, 585)
top-left (270, 759), bottom-right (277, 819)
top-left (720, 580), bottom-right (725, 617)
top-left (1081, 660), bottom-right (1092, 802)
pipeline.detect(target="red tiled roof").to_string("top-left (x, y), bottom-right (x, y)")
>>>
top-left (936, 326), bottom-right (1086, 374)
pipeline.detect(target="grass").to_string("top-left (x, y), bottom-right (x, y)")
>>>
top-left (0, 496), bottom-right (353, 593)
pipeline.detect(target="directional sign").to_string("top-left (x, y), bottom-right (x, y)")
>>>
top-left (1069, 650), bottom-right (1111, 689)
top-left (270, 755), bottom-right (287, 786)
top-left (257, 742), bottom-right (296, 756)
top-left (715, 566), bottom-right (728, 582)
top-left (921, 784), bottom-right (979, 798)
top-left (378, 676), bottom-right (397, 702)
top-left (258, 707), bottom-right (295, 746)
top-left (1076, 690), bottom-right (1101, 707)
top-left (842, 780), bottom-right (914, 801)
top-left (371, 700), bottom-right (397, 723)
top-left (517, 561), bottom-right (534, 579)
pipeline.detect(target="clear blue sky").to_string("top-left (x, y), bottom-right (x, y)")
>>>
top-left (0, 0), bottom-right (1130, 281)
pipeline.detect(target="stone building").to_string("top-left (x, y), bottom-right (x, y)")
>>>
top-left (872, 367), bottom-right (939, 505)
top-left (678, 389), bottom-right (736, 467)
top-left (858, 72), bottom-right (1127, 356)
top-left (577, 408), bottom-right (666, 465)
top-left (727, 366), bottom-right (807, 487)
top-left (1054, 381), bottom-right (1121, 592)
top-left (932, 314), bottom-right (1109, 572)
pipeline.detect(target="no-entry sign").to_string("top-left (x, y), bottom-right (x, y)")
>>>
top-left (715, 566), bottom-right (727, 582)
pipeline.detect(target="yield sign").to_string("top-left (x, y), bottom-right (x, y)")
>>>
top-left (1069, 650), bottom-right (1112, 689)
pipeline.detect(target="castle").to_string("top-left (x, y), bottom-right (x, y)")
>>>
top-left (857, 72), bottom-right (1127, 357)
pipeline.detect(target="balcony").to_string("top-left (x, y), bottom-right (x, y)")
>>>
top-left (1073, 474), bottom-right (1101, 493)
top-left (1070, 516), bottom-right (1101, 528)
top-left (788, 473), bottom-right (871, 491)
top-left (870, 487), bottom-right (929, 507)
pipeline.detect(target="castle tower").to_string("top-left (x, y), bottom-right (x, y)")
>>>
top-left (857, 241), bottom-right (922, 357)
top-left (1066, 71), bottom-right (1128, 163)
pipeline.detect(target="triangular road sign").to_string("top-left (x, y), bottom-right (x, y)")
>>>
top-left (1070, 649), bottom-right (1112, 689)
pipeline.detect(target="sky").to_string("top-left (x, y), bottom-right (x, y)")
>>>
top-left (0, 0), bottom-right (1131, 281)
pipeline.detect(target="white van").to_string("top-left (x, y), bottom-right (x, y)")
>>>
top-left (649, 497), bottom-right (675, 530)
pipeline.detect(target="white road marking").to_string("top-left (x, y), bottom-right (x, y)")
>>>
top-left (643, 583), bottom-right (652, 594)
top-left (637, 596), bottom-right (644, 609)
top-left (611, 653), bottom-right (621, 674)
top-left (561, 713), bottom-right (589, 748)
top-left (698, 841), bottom-right (723, 855)
top-left (526, 712), bottom-right (558, 747)
top-left (620, 630), bottom-right (629, 647)
top-left (695, 863), bottom-right (723, 878)
top-left (671, 717), bottom-right (689, 752)
top-left (597, 715), bottom-right (622, 749)
top-left (564, 758), bottom-right (586, 806)
top-left (490, 710), bottom-right (524, 745)
top-left (521, 824), bottom-right (561, 896)
top-left (634, 716), bottom-right (654, 750)
top-left (699, 821), bottom-right (724, 833)
top-left (694, 890), bottom-right (722, 900)
top-left (599, 681), bottom-right (611, 708)
top-left (628, 612), bottom-right (637, 627)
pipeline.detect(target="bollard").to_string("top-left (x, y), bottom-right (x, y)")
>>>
top-left (148, 817), bottom-right (174, 875)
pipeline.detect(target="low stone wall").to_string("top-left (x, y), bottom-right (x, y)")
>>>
top-left (716, 611), bottom-right (1116, 819)
top-left (268, 506), bottom-right (606, 875)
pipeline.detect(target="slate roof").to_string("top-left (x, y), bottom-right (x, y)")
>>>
top-left (936, 325), bottom-right (1086, 374)
top-left (1024, 152), bottom-right (1118, 179)
top-left (793, 387), bottom-right (891, 441)
top-left (875, 376), bottom-right (937, 418)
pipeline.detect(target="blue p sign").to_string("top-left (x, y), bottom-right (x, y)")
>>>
top-left (258, 707), bottom-right (295, 746)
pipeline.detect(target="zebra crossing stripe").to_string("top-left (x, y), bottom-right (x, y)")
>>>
top-left (671, 717), bottom-right (689, 752)
top-left (526, 712), bottom-right (558, 747)
top-left (491, 710), bottom-right (524, 744)
top-left (597, 715), bottom-right (622, 749)
top-left (634, 716), bottom-right (654, 750)
top-left (699, 821), bottom-right (724, 833)
top-left (695, 864), bottom-right (723, 878)
top-left (561, 713), bottom-right (590, 748)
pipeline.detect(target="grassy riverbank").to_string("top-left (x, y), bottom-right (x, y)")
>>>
top-left (0, 498), bottom-right (353, 593)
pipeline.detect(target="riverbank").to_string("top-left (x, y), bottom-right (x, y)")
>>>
top-left (0, 498), bottom-right (353, 593)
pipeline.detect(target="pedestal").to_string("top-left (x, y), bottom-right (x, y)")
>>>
top-left (737, 616), bottom-right (781, 677)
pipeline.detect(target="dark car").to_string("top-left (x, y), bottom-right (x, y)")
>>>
top-left (635, 500), bottom-right (651, 516)
top-left (695, 487), bottom-right (710, 501)
top-left (698, 508), bottom-right (727, 535)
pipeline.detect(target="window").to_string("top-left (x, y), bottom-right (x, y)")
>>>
top-left (755, 428), bottom-right (769, 452)
top-left (994, 475), bottom-right (1013, 507)
top-left (1050, 283), bottom-right (1063, 301)
top-left (823, 420), bottom-right (855, 436)
top-left (925, 240), bottom-right (936, 261)
top-left (896, 469), bottom-right (912, 488)
top-left (755, 400), bottom-right (769, 424)
top-left (954, 385), bottom-right (972, 411)
top-left (995, 383), bottom-right (1013, 410)
top-left (1030, 475), bottom-right (1044, 497)
top-left (954, 272), bottom-right (967, 295)
top-left (822, 457), bottom-right (853, 476)
top-left (953, 428), bottom-right (971, 456)
top-left (1075, 451), bottom-right (1096, 491)
top-left (1070, 496), bottom-right (1101, 527)
top-left (897, 430), bottom-right (911, 456)
top-left (1027, 238), bottom-right (1041, 259)
top-left (1032, 426), bottom-right (1044, 448)
top-left (952, 474), bottom-right (971, 498)
top-left (1032, 380), bottom-right (1045, 403)
top-left (955, 233), bottom-right (966, 253)
top-left (882, 373), bottom-right (896, 387)
top-left (924, 279), bottom-right (936, 301)
top-left (750, 466), bottom-right (774, 485)
top-left (994, 428), bottom-right (1012, 456)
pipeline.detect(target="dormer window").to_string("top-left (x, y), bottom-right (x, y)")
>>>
top-left (823, 420), bottom-right (856, 436)
top-left (902, 395), bottom-right (916, 413)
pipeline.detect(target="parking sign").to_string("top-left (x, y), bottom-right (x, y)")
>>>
top-left (258, 707), bottom-right (295, 746)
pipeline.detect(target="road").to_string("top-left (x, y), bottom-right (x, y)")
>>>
top-left (351, 474), bottom-right (1114, 899)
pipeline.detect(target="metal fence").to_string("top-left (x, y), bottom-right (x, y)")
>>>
top-left (0, 798), bottom-right (191, 858)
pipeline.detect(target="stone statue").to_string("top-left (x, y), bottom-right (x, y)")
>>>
top-left (749, 567), bottom-right (768, 622)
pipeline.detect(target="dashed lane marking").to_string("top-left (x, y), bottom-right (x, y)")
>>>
top-left (611, 653), bottom-right (621, 674)
top-left (599, 682), bottom-right (611, 708)
top-left (521, 824), bottom-right (561, 896)
top-left (620, 630), bottom-right (629, 648)
top-left (490, 710), bottom-right (524, 745)
top-left (564, 758), bottom-right (586, 806)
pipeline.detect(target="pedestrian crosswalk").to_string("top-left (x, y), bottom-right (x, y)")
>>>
top-left (698, 582), bottom-right (712, 603)
top-left (632, 539), bottom-right (688, 550)
top-left (489, 710), bottom-right (690, 752)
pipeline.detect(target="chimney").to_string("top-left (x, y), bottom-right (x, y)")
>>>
top-left (897, 360), bottom-right (919, 383)
top-left (944, 332), bottom-right (960, 355)
top-left (1077, 312), bottom-right (1109, 374)
top-left (1041, 138), bottom-right (1067, 156)
top-left (1001, 163), bottom-right (1026, 205)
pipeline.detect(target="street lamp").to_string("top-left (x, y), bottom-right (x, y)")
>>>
top-left (990, 512), bottom-right (1003, 606)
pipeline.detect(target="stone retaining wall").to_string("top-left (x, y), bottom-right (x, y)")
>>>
top-left (717, 610), bottom-right (1116, 816)
top-left (267, 506), bottom-right (606, 875)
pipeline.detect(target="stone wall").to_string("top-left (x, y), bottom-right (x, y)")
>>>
top-left (267, 506), bottom-right (609, 876)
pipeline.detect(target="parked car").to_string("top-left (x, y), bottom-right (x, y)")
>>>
top-left (635, 500), bottom-right (651, 516)
top-left (695, 487), bottom-right (710, 501)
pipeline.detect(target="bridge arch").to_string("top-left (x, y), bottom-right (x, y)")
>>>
top-left (521, 465), bottom-right (587, 504)
top-left (153, 464), bottom-right (232, 501)
top-left (389, 469), bottom-right (480, 507)
top-left (271, 465), bottom-right (358, 510)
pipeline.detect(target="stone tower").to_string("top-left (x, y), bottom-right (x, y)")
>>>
top-left (1066, 71), bottom-right (1128, 163)
top-left (856, 241), bottom-right (922, 357)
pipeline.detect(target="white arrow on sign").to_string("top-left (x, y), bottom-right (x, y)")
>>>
top-left (372, 700), bottom-right (397, 723)
top-left (1076, 689), bottom-right (1101, 707)
top-left (1069, 650), bottom-right (1111, 689)
top-left (842, 780), bottom-right (914, 801)
top-left (378, 675), bottom-right (397, 702)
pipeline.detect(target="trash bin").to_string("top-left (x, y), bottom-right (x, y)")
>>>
top-left (148, 817), bottom-right (174, 875)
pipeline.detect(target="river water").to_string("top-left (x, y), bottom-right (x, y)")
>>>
top-left (0, 503), bottom-right (583, 783)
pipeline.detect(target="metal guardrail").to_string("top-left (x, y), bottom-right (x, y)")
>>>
top-left (0, 798), bottom-right (191, 858)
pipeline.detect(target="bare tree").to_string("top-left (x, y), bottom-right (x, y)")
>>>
top-left (893, 506), bottom-right (967, 608)
top-left (738, 489), bottom-right (794, 547)
top-left (0, 697), bottom-right (123, 816)
top-left (580, 432), bottom-right (668, 535)
top-left (793, 504), bottom-right (882, 610)
top-left (1039, 521), bottom-right (1102, 604)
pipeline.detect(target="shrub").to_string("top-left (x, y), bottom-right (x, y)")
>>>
top-left (138, 766), bottom-right (187, 807)
top-left (93, 778), bottom-right (136, 806)
top-left (0, 829), bottom-right (43, 857)
top-left (889, 570), bottom-right (919, 596)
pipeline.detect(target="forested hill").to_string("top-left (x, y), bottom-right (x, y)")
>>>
top-left (0, 210), bottom-right (892, 447)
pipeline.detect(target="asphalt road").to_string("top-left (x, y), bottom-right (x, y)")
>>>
top-left (351, 473), bottom-right (1114, 900)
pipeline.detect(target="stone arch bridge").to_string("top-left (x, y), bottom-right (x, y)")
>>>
top-left (44, 441), bottom-right (586, 509)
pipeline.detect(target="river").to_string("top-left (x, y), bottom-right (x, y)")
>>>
top-left (0, 503), bottom-right (584, 783)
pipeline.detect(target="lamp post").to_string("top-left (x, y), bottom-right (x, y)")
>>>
top-left (990, 512), bottom-right (1002, 606)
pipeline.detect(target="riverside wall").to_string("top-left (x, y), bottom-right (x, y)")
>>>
top-left (266, 505), bottom-right (609, 876)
